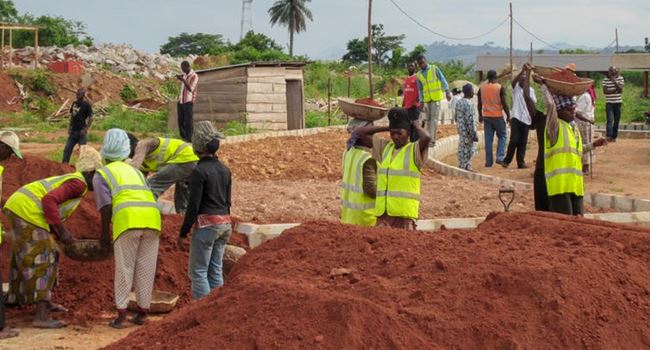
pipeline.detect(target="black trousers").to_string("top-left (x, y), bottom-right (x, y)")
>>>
top-left (549, 193), bottom-right (584, 216)
top-left (533, 166), bottom-right (549, 211)
top-left (177, 102), bottom-right (194, 142)
top-left (62, 131), bottom-right (88, 164)
top-left (1, 251), bottom-right (5, 330)
top-left (504, 118), bottom-right (529, 167)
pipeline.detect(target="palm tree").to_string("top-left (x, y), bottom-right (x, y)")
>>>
top-left (268, 0), bottom-right (313, 56)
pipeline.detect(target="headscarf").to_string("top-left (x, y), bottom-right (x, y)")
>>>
top-left (75, 146), bottom-right (103, 172)
top-left (192, 121), bottom-right (224, 154)
top-left (100, 128), bottom-right (131, 161)
top-left (346, 118), bottom-right (371, 150)
top-left (387, 107), bottom-right (411, 130)
top-left (552, 94), bottom-right (576, 112)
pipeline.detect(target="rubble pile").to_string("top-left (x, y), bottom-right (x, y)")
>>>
top-left (4, 44), bottom-right (194, 79)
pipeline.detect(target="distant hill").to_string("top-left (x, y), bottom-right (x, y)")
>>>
top-left (425, 41), bottom-right (645, 65)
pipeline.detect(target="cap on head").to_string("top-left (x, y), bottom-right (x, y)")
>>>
top-left (565, 63), bottom-right (576, 72)
top-left (0, 130), bottom-right (22, 159)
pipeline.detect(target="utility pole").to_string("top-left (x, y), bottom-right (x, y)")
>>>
top-left (368, 0), bottom-right (374, 99)
top-left (509, 3), bottom-right (513, 77)
top-left (240, 0), bottom-right (253, 40)
top-left (529, 42), bottom-right (533, 64)
top-left (615, 28), bottom-right (619, 52)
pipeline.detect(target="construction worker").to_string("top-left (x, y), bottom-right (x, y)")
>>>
top-left (129, 135), bottom-right (199, 214)
top-left (340, 119), bottom-right (377, 227)
top-left (356, 108), bottom-right (431, 230)
top-left (532, 75), bottom-right (607, 216)
top-left (3, 146), bottom-right (102, 329)
top-left (0, 131), bottom-right (21, 339)
top-left (478, 69), bottom-right (511, 167)
top-left (416, 55), bottom-right (451, 146)
top-left (96, 129), bottom-right (161, 329)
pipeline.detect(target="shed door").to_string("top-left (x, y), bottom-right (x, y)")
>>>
top-left (286, 80), bottom-right (304, 130)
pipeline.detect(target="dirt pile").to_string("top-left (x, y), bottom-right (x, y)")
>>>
top-left (1, 156), bottom-right (246, 324)
top-left (548, 70), bottom-right (581, 83)
top-left (0, 71), bottom-right (22, 113)
top-left (104, 212), bottom-right (650, 349)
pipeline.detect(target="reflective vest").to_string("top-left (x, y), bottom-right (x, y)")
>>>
top-left (544, 120), bottom-right (584, 196)
top-left (0, 165), bottom-right (3, 243)
top-left (375, 142), bottom-right (421, 219)
top-left (97, 162), bottom-right (161, 240)
top-left (340, 147), bottom-right (376, 227)
top-left (4, 172), bottom-right (87, 231)
top-left (480, 83), bottom-right (504, 117)
top-left (416, 65), bottom-right (444, 103)
top-left (142, 138), bottom-right (198, 172)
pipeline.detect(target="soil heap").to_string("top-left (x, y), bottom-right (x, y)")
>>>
top-left (105, 212), bottom-right (650, 349)
top-left (1, 156), bottom-right (246, 324)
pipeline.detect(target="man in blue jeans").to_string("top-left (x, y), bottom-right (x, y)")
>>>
top-left (602, 66), bottom-right (624, 142)
top-left (477, 70), bottom-right (510, 167)
top-left (178, 121), bottom-right (231, 300)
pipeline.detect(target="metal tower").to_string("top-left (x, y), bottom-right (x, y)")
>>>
top-left (240, 0), bottom-right (253, 40)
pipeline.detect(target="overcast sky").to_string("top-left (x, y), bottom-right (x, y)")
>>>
top-left (14, 0), bottom-right (649, 58)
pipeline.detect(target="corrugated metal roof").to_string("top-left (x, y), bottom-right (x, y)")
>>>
top-left (476, 53), bottom-right (650, 72)
top-left (196, 61), bottom-right (308, 74)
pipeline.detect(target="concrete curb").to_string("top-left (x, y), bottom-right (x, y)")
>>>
top-left (222, 125), bottom-right (346, 145)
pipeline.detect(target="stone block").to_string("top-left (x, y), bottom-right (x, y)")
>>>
top-left (633, 200), bottom-right (650, 212)
top-left (592, 193), bottom-right (614, 208)
top-left (612, 195), bottom-right (634, 212)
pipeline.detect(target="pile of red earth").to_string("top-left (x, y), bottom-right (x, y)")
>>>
top-left (547, 70), bottom-right (582, 83)
top-left (105, 212), bottom-right (650, 349)
top-left (0, 72), bottom-right (22, 113)
top-left (1, 156), bottom-right (247, 324)
top-left (354, 97), bottom-right (385, 107)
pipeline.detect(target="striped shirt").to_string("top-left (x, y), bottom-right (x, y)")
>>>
top-left (602, 76), bottom-right (624, 104)
top-left (179, 70), bottom-right (199, 104)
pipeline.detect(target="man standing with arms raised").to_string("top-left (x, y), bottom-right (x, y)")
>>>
top-left (416, 55), bottom-right (451, 146)
top-left (177, 61), bottom-right (199, 142)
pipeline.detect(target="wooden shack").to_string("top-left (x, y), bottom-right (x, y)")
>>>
top-left (192, 62), bottom-right (307, 131)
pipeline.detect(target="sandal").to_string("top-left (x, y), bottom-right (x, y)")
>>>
top-left (48, 302), bottom-right (69, 313)
top-left (32, 319), bottom-right (67, 329)
top-left (108, 318), bottom-right (128, 330)
top-left (0, 328), bottom-right (19, 339)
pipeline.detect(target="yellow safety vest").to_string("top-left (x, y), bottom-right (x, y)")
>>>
top-left (340, 147), bottom-right (376, 227)
top-left (416, 65), bottom-right (444, 103)
top-left (544, 119), bottom-right (584, 196)
top-left (142, 138), bottom-right (198, 172)
top-left (0, 165), bottom-right (4, 243)
top-left (97, 161), bottom-right (161, 240)
top-left (375, 142), bottom-right (421, 219)
top-left (4, 172), bottom-right (87, 231)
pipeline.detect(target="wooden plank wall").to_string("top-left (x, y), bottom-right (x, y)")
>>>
top-left (194, 67), bottom-right (248, 123)
top-left (246, 67), bottom-right (289, 130)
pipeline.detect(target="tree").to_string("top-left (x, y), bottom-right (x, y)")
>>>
top-left (341, 24), bottom-right (404, 66)
top-left (437, 59), bottom-right (474, 82)
top-left (0, 0), bottom-right (17, 22)
top-left (13, 15), bottom-right (93, 48)
top-left (160, 32), bottom-right (227, 57)
top-left (229, 31), bottom-right (290, 63)
top-left (268, 0), bottom-right (313, 56)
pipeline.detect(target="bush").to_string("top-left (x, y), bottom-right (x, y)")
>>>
top-left (160, 78), bottom-right (180, 99)
top-left (10, 69), bottom-right (57, 96)
top-left (119, 84), bottom-right (138, 102)
top-left (305, 110), bottom-right (347, 128)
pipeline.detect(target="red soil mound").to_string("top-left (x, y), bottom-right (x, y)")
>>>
top-left (547, 70), bottom-right (581, 83)
top-left (0, 72), bottom-right (22, 113)
top-left (354, 97), bottom-right (384, 107)
top-left (1, 156), bottom-right (246, 324)
top-left (105, 212), bottom-right (650, 349)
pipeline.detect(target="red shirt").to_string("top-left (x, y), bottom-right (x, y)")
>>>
top-left (402, 75), bottom-right (420, 109)
top-left (42, 179), bottom-right (86, 227)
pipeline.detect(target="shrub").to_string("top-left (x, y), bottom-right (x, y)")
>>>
top-left (119, 84), bottom-right (138, 102)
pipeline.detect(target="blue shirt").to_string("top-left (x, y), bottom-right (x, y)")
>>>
top-left (417, 64), bottom-right (449, 102)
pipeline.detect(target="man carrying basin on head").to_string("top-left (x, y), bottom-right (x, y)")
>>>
top-left (128, 134), bottom-right (199, 214)
top-left (3, 146), bottom-right (103, 329)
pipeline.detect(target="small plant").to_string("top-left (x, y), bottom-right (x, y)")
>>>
top-left (160, 78), bottom-right (180, 99)
top-left (223, 120), bottom-right (256, 136)
top-left (119, 84), bottom-right (138, 102)
top-left (96, 104), bottom-right (167, 133)
top-left (305, 110), bottom-right (347, 128)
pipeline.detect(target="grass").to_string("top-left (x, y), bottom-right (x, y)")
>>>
top-left (95, 105), bottom-right (168, 133)
top-left (305, 110), bottom-right (348, 128)
top-left (222, 120), bottom-right (256, 136)
top-left (0, 112), bottom-right (66, 132)
top-left (594, 85), bottom-right (650, 124)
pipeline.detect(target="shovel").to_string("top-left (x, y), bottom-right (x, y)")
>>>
top-left (498, 186), bottom-right (515, 212)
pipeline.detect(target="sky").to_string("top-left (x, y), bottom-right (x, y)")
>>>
top-left (13, 0), bottom-right (650, 58)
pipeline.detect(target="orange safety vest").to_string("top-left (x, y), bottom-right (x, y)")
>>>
top-left (481, 83), bottom-right (504, 117)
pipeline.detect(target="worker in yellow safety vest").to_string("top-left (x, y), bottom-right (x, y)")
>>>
top-left (532, 74), bottom-right (608, 216)
top-left (356, 108), bottom-right (431, 230)
top-left (416, 54), bottom-right (451, 146)
top-left (96, 129), bottom-right (161, 329)
top-left (0, 131), bottom-right (21, 339)
top-left (340, 119), bottom-right (378, 227)
top-left (4, 146), bottom-right (102, 329)
top-left (128, 134), bottom-right (199, 214)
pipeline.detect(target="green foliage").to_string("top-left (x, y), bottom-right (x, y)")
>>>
top-left (10, 69), bottom-right (57, 96)
top-left (0, 0), bottom-right (17, 22)
top-left (96, 105), bottom-right (167, 133)
top-left (160, 32), bottom-right (227, 57)
top-left (303, 62), bottom-right (369, 99)
top-left (267, 0), bottom-right (313, 56)
top-left (305, 110), bottom-right (346, 128)
top-left (222, 120), bottom-right (256, 136)
top-left (229, 31), bottom-right (291, 63)
top-left (160, 78), bottom-right (180, 99)
top-left (559, 48), bottom-right (597, 54)
top-left (437, 59), bottom-right (475, 82)
top-left (342, 24), bottom-right (405, 66)
top-left (13, 15), bottom-right (92, 48)
top-left (594, 84), bottom-right (650, 124)
top-left (119, 84), bottom-right (138, 102)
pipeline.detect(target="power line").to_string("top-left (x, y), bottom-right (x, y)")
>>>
top-left (512, 18), bottom-right (564, 51)
top-left (388, 0), bottom-right (509, 41)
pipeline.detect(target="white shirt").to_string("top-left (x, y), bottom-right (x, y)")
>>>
top-left (575, 92), bottom-right (594, 122)
top-left (511, 83), bottom-right (536, 125)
